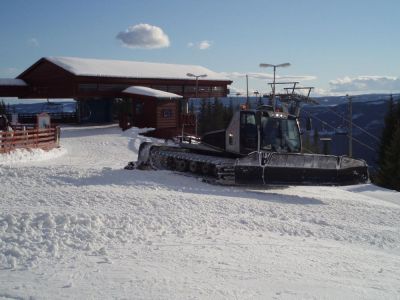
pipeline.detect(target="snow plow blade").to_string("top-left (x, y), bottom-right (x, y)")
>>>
top-left (235, 152), bottom-right (369, 186)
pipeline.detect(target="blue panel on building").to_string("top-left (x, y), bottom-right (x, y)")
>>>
top-left (85, 99), bottom-right (113, 123)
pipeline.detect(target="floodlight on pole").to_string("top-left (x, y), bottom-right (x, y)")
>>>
top-left (259, 62), bottom-right (291, 111)
top-left (186, 73), bottom-right (207, 98)
top-left (186, 73), bottom-right (207, 137)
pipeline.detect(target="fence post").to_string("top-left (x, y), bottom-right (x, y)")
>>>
top-left (36, 128), bottom-right (39, 149)
top-left (55, 127), bottom-right (60, 147)
top-left (12, 129), bottom-right (15, 151)
top-left (0, 131), bottom-right (3, 153)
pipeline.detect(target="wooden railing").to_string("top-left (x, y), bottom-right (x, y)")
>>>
top-left (0, 126), bottom-right (60, 154)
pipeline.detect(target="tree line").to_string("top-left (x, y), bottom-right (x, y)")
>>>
top-left (375, 95), bottom-right (400, 191)
top-left (193, 98), bottom-right (238, 135)
top-left (0, 100), bottom-right (7, 115)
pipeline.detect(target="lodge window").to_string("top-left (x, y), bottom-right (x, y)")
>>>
top-left (199, 86), bottom-right (211, 93)
top-left (212, 86), bottom-right (224, 92)
top-left (167, 85), bottom-right (183, 94)
top-left (152, 85), bottom-right (168, 92)
top-left (184, 86), bottom-right (197, 93)
top-left (184, 86), bottom-right (219, 95)
top-left (161, 109), bottom-right (173, 118)
top-left (98, 84), bottom-right (129, 92)
top-left (79, 83), bottom-right (97, 92)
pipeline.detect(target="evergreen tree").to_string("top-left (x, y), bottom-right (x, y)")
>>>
top-left (376, 125), bottom-right (400, 191)
top-left (189, 100), bottom-right (195, 113)
top-left (0, 100), bottom-right (6, 115)
top-left (312, 127), bottom-right (320, 154)
top-left (301, 132), bottom-right (313, 153)
top-left (257, 96), bottom-right (263, 108)
top-left (205, 99), bottom-right (213, 132)
top-left (376, 97), bottom-right (400, 189)
top-left (223, 99), bottom-right (234, 127)
top-left (199, 99), bottom-right (207, 134)
top-left (213, 98), bottom-right (225, 130)
top-left (378, 95), bottom-right (397, 166)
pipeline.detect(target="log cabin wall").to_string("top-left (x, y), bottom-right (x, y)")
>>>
top-left (2, 57), bottom-right (232, 133)
top-left (0, 85), bottom-right (28, 97)
top-left (16, 59), bottom-right (230, 99)
top-left (18, 59), bottom-right (76, 99)
top-left (156, 100), bottom-right (178, 129)
top-left (131, 97), bottom-right (157, 129)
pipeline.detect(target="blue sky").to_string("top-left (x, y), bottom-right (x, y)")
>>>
top-left (1, 0), bottom-right (400, 97)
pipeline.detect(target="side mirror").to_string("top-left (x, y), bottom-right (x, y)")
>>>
top-left (306, 117), bottom-right (312, 131)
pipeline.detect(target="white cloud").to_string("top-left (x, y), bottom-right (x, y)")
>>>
top-left (329, 75), bottom-right (400, 93)
top-left (222, 71), bottom-right (316, 82)
top-left (27, 38), bottom-right (39, 47)
top-left (187, 40), bottom-right (212, 50)
top-left (311, 88), bottom-right (337, 97)
top-left (199, 40), bottom-right (211, 50)
top-left (116, 23), bottom-right (170, 49)
top-left (228, 85), bottom-right (246, 96)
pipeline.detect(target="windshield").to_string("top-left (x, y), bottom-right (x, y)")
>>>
top-left (261, 116), bottom-right (300, 152)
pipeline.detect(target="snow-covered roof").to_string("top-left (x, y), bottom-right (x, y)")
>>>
top-left (44, 56), bottom-right (230, 81)
top-left (0, 78), bottom-right (27, 86)
top-left (123, 86), bottom-right (183, 99)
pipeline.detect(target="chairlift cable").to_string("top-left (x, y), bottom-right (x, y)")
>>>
top-left (322, 106), bottom-right (381, 143)
top-left (349, 135), bottom-right (376, 152)
top-left (305, 96), bottom-right (384, 143)
top-left (303, 107), bottom-right (381, 143)
top-left (303, 110), bottom-right (378, 152)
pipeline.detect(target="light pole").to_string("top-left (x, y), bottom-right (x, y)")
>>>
top-left (254, 90), bottom-right (260, 107)
top-left (259, 63), bottom-right (290, 111)
top-left (187, 73), bottom-right (207, 98)
top-left (347, 94), bottom-right (353, 158)
top-left (187, 73), bottom-right (207, 137)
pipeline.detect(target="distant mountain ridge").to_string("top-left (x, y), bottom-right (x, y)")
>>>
top-left (5, 101), bottom-right (76, 114)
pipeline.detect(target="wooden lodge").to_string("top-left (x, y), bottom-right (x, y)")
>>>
top-left (0, 57), bottom-right (232, 137)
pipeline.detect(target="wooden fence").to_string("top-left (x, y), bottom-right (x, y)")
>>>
top-left (0, 126), bottom-right (60, 154)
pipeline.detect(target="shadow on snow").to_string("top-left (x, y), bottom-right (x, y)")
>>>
top-left (50, 168), bottom-right (325, 206)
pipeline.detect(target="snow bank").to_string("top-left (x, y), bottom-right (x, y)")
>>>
top-left (0, 147), bottom-right (66, 165)
top-left (1, 124), bottom-right (399, 299)
top-left (0, 212), bottom-right (101, 268)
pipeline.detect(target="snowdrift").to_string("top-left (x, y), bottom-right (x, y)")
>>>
top-left (1, 124), bottom-right (399, 299)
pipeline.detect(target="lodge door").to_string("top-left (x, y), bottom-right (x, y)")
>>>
top-left (132, 100), bottom-right (146, 128)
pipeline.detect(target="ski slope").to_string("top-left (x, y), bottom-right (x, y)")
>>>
top-left (1, 125), bottom-right (399, 299)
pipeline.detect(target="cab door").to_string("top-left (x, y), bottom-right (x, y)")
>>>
top-left (239, 111), bottom-right (258, 154)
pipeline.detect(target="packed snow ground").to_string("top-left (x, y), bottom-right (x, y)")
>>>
top-left (0, 124), bottom-right (399, 299)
